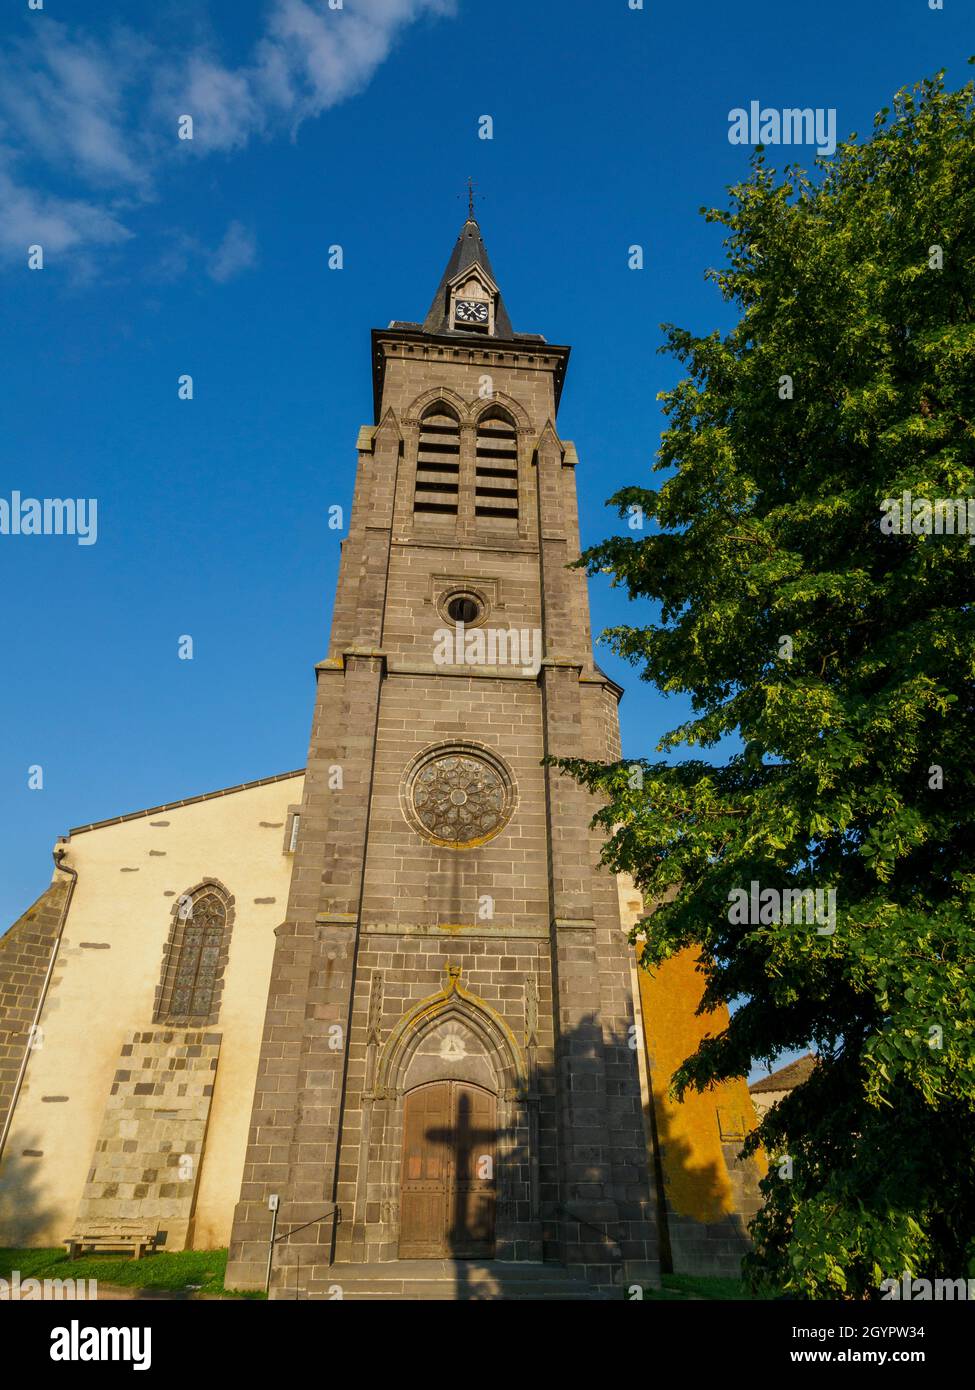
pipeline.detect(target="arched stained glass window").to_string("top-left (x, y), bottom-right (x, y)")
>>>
top-left (154, 883), bottom-right (234, 1025)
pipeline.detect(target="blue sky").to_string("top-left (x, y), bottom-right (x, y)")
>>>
top-left (0, 0), bottom-right (970, 962)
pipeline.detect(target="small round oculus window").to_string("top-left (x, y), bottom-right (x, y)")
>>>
top-left (446, 594), bottom-right (481, 624)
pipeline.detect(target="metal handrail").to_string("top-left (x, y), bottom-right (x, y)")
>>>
top-left (265, 1204), bottom-right (340, 1297)
top-left (272, 1204), bottom-right (339, 1245)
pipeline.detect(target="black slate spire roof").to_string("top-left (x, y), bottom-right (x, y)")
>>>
top-left (421, 216), bottom-right (515, 339)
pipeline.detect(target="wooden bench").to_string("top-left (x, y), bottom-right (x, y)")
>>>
top-left (64, 1225), bottom-right (159, 1260)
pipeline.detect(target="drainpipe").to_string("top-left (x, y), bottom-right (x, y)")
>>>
top-left (0, 840), bottom-right (78, 1164)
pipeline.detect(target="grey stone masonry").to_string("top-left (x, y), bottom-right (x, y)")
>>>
top-left (0, 881), bottom-right (68, 1140)
top-left (75, 1029), bottom-right (221, 1251)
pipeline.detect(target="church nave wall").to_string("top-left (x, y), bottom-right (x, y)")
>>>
top-left (0, 773), bottom-right (302, 1250)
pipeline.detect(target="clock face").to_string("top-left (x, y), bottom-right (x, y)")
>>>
top-left (455, 299), bottom-right (489, 325)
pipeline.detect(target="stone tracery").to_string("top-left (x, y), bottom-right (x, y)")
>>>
top-left (408, 750), bottom-right (511, 846)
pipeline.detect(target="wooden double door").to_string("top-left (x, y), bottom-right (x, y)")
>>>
top-left (399, 1081), bottom-right (497, 1258)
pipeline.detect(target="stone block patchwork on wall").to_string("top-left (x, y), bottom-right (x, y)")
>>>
top-left (75, 1029), bottom-right (221, 1250)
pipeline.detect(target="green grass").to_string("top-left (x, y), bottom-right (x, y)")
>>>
top-left (2, 1249), bottom-right (759, 1301)
top-left (629, 1273), bottom-right (758, 1300)
top-left (0, 1247), bottom-right (264, 1298)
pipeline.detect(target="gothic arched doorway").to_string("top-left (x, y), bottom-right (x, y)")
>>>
top-left (399, 1081), bottom-right (497, 1258)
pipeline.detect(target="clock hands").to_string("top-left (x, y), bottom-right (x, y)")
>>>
top-left (456, 300), bottom-right (489, 323)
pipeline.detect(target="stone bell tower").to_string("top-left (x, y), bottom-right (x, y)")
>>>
top-left (226, 213), bottom-right (660, 1294)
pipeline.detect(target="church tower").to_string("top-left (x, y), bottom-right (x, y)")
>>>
top-left (226, 215), bottom-right (660, 1293)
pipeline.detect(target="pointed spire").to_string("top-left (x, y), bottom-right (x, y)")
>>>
top-left (421, 215), bottom-right (515, 339)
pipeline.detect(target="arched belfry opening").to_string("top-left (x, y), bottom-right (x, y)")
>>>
top-left (413, 405), bottom-right (461, 520)
top-left (474, 407), bottom-right (519, 527)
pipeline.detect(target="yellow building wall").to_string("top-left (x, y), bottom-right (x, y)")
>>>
top-left (635, 947), bottom-right (763, 1223)
top-left (618, 877), bottom-right (765, 1249)
top-left (0, 774), bottom-right (303, 1249)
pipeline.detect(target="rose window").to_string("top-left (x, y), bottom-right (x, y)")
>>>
top-left (408, 752), bottom-right (512, 846)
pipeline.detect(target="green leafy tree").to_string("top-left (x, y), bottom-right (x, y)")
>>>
top-left (557, 68), bottom-right (975, 1298)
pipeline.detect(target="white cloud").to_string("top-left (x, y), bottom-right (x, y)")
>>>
top-left (152, 52), bottom-right (265, 155)
top-left (158, 0), bottom-right (457, 149)
top-left (208, 220), bottom-right (258, 282)
top-left (0, 0), bottom-right (456, 267)
top-left (0, 160), bottom-right (132, 259)
top-left (255, 0), bottom-right (456, 124)
top-left (0, 26), bottom-right (153, 193)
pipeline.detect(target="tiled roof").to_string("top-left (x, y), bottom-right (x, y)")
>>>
top-left (749, 1052), bottom-right (818, 1094)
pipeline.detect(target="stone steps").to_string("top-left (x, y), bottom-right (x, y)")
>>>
top-left (272, 1259), bottom-right (617, 1301)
